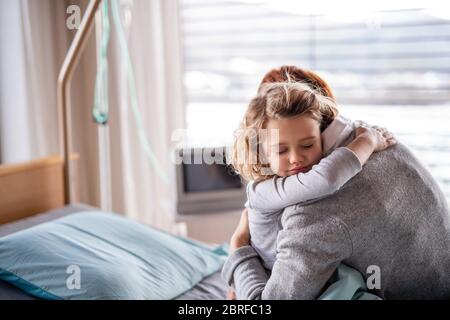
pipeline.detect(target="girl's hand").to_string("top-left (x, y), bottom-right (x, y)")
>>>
top-left (230, 208), bottom-right (250, 253)
top-left (355, 121), bottom-right (397, 152)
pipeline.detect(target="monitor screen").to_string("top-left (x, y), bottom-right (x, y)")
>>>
top-left (176, 147), bottom-right (246, 214)
top-left (182, 162), bottom-right (242, 193)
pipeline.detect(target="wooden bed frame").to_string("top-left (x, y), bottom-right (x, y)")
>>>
top-left (0, 155), bottom-right (80, 225)
top-left (0, 0), bottom-right (100, 225)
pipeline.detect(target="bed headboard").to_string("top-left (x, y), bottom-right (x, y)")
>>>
top-left (0, 155), bottom-right (79, 225)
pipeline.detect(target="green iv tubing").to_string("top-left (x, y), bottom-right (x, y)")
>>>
top-left (93, 0), bottom-right (110, 125)
top-left (93, 0), bottom-right (169, 185)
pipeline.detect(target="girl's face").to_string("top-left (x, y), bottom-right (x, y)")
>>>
top-left (263, 114), bottom-right (323, 177)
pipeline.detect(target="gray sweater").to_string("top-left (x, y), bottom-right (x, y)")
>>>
top-left (222, 116), bottom-right (450, 300)
top-left (247, 147), bottom-right (362, 269)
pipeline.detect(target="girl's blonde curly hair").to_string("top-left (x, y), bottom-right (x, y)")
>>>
top-left (230, 66), bottom-right (339, 182)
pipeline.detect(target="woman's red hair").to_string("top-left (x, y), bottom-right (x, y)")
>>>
top-left (258, 65), bottom-right (335, 100)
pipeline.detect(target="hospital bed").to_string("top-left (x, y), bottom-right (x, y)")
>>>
top-left (0, 156), bottom-right (228, 299)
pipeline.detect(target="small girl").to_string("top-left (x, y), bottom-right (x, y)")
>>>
top-left (229, 72), bottom-right (396, 271)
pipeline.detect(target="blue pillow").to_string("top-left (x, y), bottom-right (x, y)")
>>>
top-left (0, 211), bottom-right (227, 299)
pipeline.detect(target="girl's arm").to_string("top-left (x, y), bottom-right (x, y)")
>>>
top-left (247, 125), bottom-right (396, 213)
top-left (346, 125), bottom-right (396, 166)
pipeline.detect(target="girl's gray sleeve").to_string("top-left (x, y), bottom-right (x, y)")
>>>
top-left (247, 147), bottom-right (361, 212)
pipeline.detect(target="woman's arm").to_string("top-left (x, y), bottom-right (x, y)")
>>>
top-left (222, 208), bottom-right (352, 299)
top-left (247, 126), bottom-right (395, 213)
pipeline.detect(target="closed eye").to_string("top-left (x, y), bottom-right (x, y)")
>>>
top-left (302, 144), bottom-right (313, 149)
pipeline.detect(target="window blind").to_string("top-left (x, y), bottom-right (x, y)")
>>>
top-left (178, 0), bottom-right (450, 200)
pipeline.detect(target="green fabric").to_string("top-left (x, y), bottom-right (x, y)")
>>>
top-left (318, 264), bottom-right (381, 300)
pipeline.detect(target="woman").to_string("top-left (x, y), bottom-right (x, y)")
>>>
top-left (223, 66), bottom-right (450, 299)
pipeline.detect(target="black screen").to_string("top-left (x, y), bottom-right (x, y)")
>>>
top-left (183, 162), bottom-right (242, 193)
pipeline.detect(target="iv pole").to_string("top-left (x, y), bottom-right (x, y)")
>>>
top-left (58, 0), bottom-right (102, 204)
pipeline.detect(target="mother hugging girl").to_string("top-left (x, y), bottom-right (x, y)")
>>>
top-left (222, 66), bottom-right (450, 300)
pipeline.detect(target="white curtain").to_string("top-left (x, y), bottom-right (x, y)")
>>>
top-left (0, 0), bottom-right (64, 163)
top-left (0, 0), bottom-right (101, 206)
top-left (0, 0), bottom-right (185, 233)
top-left (107, 0), bottom-right (185, 232)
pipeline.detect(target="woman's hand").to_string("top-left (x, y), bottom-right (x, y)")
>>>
top-left (230, 208), bottom-right (250, 253)
top-left (227, 288), bottom-right (236, 300)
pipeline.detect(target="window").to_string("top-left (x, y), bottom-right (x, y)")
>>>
top-left (178, 0), bottom-right (450, 201)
